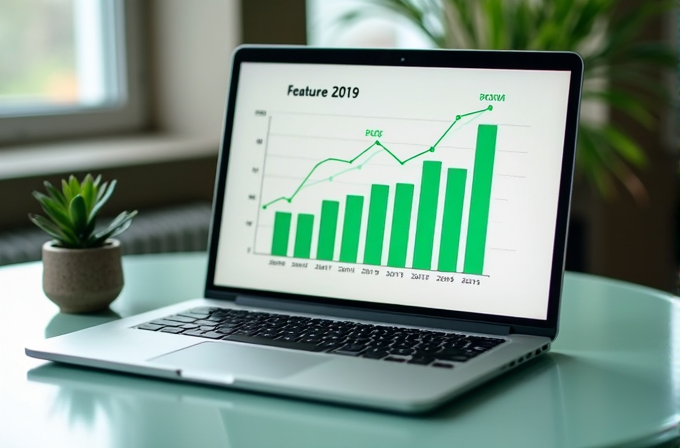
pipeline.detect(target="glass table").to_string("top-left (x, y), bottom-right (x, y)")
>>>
top-left (1, 253), bottom-right (678, 448)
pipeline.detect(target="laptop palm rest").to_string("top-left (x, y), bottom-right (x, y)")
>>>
top-left (148, 342), bottom-right (330, 381)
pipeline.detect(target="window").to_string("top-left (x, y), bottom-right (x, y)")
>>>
top-left (0, 0), bottom-right (146, 144)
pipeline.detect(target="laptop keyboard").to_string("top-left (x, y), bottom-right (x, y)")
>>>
top-left (135, 307), bottom-right (505, 368)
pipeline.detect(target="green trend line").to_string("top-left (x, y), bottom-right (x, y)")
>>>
top-left (261, 105), bottom-right (492, 209)
top-left (300, 109), bottom-right (487, 192)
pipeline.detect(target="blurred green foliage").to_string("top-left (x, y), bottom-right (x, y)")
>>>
top-left (340, 0), bottom-right (678, 199)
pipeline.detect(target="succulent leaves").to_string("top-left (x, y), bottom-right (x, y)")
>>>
top-left (29, 174), bottom-right (137, 248)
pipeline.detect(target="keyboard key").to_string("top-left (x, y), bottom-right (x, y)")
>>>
top-left (435, 354), bottom-right (470, 362)
top-left (137, 323), bottom-right (163, 331)
top-left (300, 337), bottom-right (320, 343)
top-left (389, 348), bottom-right (416, 356)
top-left (361, 347), bottom-right (388, 359)
top-left (160, 327), bottom-right (184, 334)
top-left (183, 329), bottom-right (205, 337)
top-left (164, 315), bottom-right (196, 323)
top-left (194, 319), bottom-right (219, 326)
top-left (383, 356), bottom-right (406, 363)
top-left (255, 332), bottom-right (280, 339)
top-left (189, 307), bottom-right (219, 314)
top-left (278, 335), bottom-right (300, 342)
top-left (180, 312), bottom-right (209, 320)
top-left (201, 331), bottom-right (224, 339)
top-left (432, 362), bottom-right (454, 369)
top-left (407, 357), bottom-right (435, 365)
top-left (150, 319), bottom-right (182, 327)
top-left (333, 345), bottom-right (367, 356)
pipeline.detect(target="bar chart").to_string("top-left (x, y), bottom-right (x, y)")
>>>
top-left (259, 113), bottom-right (498, 276)
top-left (216, 61), bottom-right (572, 318)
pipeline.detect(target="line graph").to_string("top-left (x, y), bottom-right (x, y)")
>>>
top-left (261, 105), bottom-right (493, 209)
top-left (255, 106), bottom-right (501, 275)
top-left (216, 60), bottom-right (574, 319)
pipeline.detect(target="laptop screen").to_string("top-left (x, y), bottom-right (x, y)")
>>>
top-left (213, 55), bottom-right (576, 321)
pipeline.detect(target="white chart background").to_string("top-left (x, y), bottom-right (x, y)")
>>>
top-left (215, 62), bottom-right (571, 320)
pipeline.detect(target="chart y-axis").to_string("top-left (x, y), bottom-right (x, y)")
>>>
top-left (253, 115), bottom-right (272, 255)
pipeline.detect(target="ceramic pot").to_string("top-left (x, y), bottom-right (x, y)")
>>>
top-left (42, 239), bottom-right (124, 313)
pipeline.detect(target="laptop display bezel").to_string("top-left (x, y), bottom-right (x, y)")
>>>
top-left (205, 46), bottom-right (583, 339)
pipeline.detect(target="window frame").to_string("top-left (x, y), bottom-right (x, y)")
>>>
top-left (0, 0), bottom-right (147, 145)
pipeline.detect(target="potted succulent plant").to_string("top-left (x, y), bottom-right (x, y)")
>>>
top-left (29, 174), bottom-right (138, 313)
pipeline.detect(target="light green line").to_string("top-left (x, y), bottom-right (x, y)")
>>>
top-left (262, 105), bottom-right (492, 209)
top-left (304, 150), bottom-right (382, 189)
top-left (301, 112), bottom-right (486, 191)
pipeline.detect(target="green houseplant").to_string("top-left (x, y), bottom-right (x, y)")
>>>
top-left (30, 174), bottom-right (137, 313)
top-left (339, 0), bottom-right (677, 199)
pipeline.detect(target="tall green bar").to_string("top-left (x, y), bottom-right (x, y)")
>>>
top-left (412, 161), bottom-right (442, 269)
top-left (271, 211), bottom-right (292, 256)
top-left (339, 195), bottom-right (364, 263)
top-left (363, 184), bottom-right (389, 265)
top-left (316, 200), bottom-right (339, 261)
top-left (293, 214), bottom-right (314, 258)
top-left (387, 183), bottom-right (414, 268)
top-left (438, 168), bottom-right (467, 272)
top-left (464, 124), bottom-right (498, 274)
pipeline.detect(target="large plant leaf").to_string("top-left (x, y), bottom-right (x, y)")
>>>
top-left (89, 210), bottom-right (138, 246)
top-left (80, 174), bottom-right (96, 218)
top-left (69, 194), bottom-right (89, 243)
top-left (28, 214), bottom-right (80, 247)
top-left (68, 175), bottom-right (81, 197)
top-left (32, 191), bottom-right (72, 232)
top-left (582, 89), bottom-right (655, 129)
top-left (89, 179), bottom-right (117, 222)
top-left (43, 181), bottom-right (67, 208)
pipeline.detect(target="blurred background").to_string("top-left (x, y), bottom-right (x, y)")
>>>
top-left (0, 0), bottom-right (677, 294)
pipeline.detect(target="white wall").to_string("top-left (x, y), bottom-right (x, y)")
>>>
top-left (150, 0), bottom-right (241, 138)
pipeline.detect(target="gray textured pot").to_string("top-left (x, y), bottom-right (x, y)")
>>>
top-left (42, 239), bottom-right (124, 314)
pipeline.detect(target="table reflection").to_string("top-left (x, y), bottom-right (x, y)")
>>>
top-left (29, 356), bottom-right (564, 448)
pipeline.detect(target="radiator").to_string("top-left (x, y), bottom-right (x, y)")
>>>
top-left (0, 202), bottom-right (212, 266)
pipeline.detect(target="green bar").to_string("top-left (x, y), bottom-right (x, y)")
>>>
top-left (412, 161), bottom-right (442, 270)
top-left (438, 168), bottom-right (467, 272)
top-left (387, 183), bottom-right (414, 268)
top-left (363, 184), bottom-right (390, 265)
top-left (339, 195), bottom-right (364, 263)
top-left (464, 124), bottom-right (498, 274)
top-left (293, 214), bottom-right (314, 259)
top-left (271, 211), bottom-right (292, 256)
top-left (316, 200), bottom-right (339, 261)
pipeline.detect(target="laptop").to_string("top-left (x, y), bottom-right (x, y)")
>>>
top-left (26, 46), bottom-right (583, 413)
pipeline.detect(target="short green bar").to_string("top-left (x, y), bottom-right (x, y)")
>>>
top-left (363, 184), bottom-right (390, 265)
top-left (339, 195), bottom-right (364, 263)
top-left (293, 214), bottom-right (314, 259)
top-left (271, 211), bottom-right (292, 256)
top-left (464, 124), bottom-right (498, 274)
top-left (412, 161), bottom-right (442, 270)
top-left (316, 200), bottom-right (339, 261)
top-left (387, 183), bottom-right (414, 268)
top-left (438, 168), bottom-right (467, 272)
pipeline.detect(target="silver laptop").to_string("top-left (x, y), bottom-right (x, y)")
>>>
top-left (26, 46), bottom-right (583, 413)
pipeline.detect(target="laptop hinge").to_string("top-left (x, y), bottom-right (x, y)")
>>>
top-left (236, 295), bottom-right (512, 336)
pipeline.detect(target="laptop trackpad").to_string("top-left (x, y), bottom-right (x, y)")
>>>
top-left (149, 341), bottom-right (330, 381)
